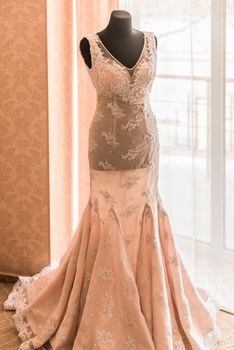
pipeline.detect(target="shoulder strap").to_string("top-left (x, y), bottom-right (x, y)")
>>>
top-left (83, 33), bottom-right (102, 70)
top-left (149, 32), bottom-right (157, 54)
top-left (144, 31), bottom-right (157, 61)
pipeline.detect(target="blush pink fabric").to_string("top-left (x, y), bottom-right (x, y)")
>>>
top-left (3, 29), bottom-right (221, 350)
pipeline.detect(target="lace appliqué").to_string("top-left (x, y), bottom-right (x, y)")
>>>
top-left (3, 262), bottom-right (58, 350)
top-left (98, 160), bottom-right (116, 170)
top-left (122, 278), bottom-right (135, 301)
top-left (101, 130), bottom-right (120, 148)
top-left (100, 292), bottom-right (114, 319)
top-left (97, 267), bottom-right (115, 282)
top-left (120, 310), bottom-right (138, 328)
top-left (125, 335), bottom-right (137, 350)
top-left (96, 329), bottom-right (116, 349)
top-left (121, 113), bottom-right (143, 133)
top-left (107, 100), bottom-right (125, 119)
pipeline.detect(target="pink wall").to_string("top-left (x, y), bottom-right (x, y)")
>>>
top-left (0, 0), bottom-right (50, 276)
top-left (0, 0), bottom-right (77, 276)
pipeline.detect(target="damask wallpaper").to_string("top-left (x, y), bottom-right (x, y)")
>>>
top-left (0, 0), bottom-right (50, 276)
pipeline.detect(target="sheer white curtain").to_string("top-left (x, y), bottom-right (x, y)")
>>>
top-left (119, 0), bottom-right (234, 311)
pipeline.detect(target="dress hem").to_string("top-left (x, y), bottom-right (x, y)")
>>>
top-left (4, 265), bottom-right (222, 350)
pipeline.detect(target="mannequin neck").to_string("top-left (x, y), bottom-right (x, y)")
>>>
top-left (105, 10), bottom-right (133, 36)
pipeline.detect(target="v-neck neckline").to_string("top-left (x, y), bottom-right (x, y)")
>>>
top-left (95, 31), bottom-right (146, 73)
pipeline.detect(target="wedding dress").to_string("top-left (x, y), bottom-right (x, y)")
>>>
top-left (3, 31), bottom-right (222, 350)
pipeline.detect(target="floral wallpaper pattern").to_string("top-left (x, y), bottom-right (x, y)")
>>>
top-left (0, 0), bottom-right (50, 276)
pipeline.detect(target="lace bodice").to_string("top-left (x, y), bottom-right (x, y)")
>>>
top-left (84, 31), bottom-right (157, 103)
top-left (83, 31), bottom-right (159, 173)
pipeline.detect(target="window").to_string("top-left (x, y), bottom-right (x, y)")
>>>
top-left (119, 0), bottom-right (234, 309)
top-left (225, 0), bottom-right (234, 251)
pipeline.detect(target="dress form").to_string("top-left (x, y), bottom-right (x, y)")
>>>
top-left (79, 9), bottom-right (157, 69)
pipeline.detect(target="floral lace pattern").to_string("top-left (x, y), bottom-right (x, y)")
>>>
top-left (86, 32), bottom-right (159, 176)
top-left (3, 30), bottom-right (222, 350)
top-left (3, 262), bottom-right (59, 350)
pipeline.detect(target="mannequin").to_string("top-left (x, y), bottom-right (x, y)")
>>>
top-left (79, 10), bottom-right (157, 70)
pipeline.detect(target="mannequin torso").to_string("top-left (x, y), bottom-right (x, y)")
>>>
top-left (80, 10), bottom-right (157, 70)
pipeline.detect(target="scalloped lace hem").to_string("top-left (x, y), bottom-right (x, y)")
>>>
top-left (4, 262), bottom-right (221, 350)
top-left (3, 262), bottom-right (59, 349)
top-left (4, 277), bottom-right (221, 349)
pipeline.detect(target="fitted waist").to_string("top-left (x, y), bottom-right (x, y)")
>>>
top-left (96, 93), bottom-right (150, 107)
top-left (94, 94), bottom-right (152, 122)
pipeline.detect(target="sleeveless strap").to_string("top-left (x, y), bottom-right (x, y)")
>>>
top-left (146, 32), bottom-right (157, 58)
top-left (84, 31), bottom-right (157, 71)
top-left (83, 33), bottom-right (101, 70)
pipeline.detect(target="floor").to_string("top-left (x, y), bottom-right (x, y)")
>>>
top-left (0, 282), bottom-right (21, 350)
top-left (176, 236), bottom-right (234, 311)
top-left (0, 282), bottom-right (234, 349)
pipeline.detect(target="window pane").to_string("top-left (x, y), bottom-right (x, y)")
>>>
top-left (225, 0), bottom-right (234, 251)
top-left (132, 0), bottom-right (211, 243)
